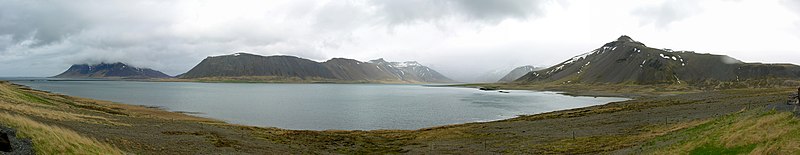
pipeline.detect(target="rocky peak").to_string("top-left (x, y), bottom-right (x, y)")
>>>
top-left (82, 62), bottom-right (128, 71)
top-left (617, 35), bottom-right (635, 42)
top-left (325, 58), bottom-right (363, 64)
top-left (209, 52), bottom-right (261, 58)
top-left (368, 58), bottom-right (389, 64)
top-left (607, 35), bottom-right (646, 47)
top-left (391, 61), bottom-right (422, 68)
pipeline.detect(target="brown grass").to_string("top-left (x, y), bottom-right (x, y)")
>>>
top-left (0, 101), bottom-right (97, 122)
top-left (0, 83), bottom-right (127, 126)
top-left (532, 119), bottom-right (709, 154)
top-left (721, 112), bottom-right (791, 147)
top-left (647, 110), bottom-right (800, 154)
top-left (0, 112), bottom-right (124, 154)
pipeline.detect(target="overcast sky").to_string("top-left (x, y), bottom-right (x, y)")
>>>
top-left (1, 0), bottom-right (799, 82)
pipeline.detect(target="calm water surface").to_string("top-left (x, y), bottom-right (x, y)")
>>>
top-left (9, 79), bottom-right (627, 130)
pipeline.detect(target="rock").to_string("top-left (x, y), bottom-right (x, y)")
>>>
top-left (478, 87), bottom-right (498, 91)
top-left (0, 125), bottom-right (34, 155)
top-left (498, 65), bottom-right (545, 83)
top-left (1, 132), bottom-right (10, 152)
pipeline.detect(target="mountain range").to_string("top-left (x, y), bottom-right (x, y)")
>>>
top-left (178, 53), bottom-right (454, 83)
top-left (515, 36), bottom-right (800, 85)
top-left (53, 62), bottom-right (171, 79)
top-left (53, 36), bottom-right (800, 85)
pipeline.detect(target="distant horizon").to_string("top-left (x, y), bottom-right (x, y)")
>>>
top-left (5, 37), bottom-right (800, 80)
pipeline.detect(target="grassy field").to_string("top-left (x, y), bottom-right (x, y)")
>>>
top-left (0, 81), bottom-right (124, 154)
top-left (0, 112), bottom-right (123, 154)
top-left (640, 109), bottom-right (800, 154)
top-left (0, 80), bottom-right (798, 154)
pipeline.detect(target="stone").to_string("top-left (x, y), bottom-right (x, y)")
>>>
top-left (0, 132), bottom-right (10, 152)
top-left (0, 125), bottom-right (34, 155)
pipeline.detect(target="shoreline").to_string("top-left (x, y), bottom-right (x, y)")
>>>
top-left (2, 77), bottom-right (461, 85)
top-left (0, 80), bottom-right (797, 153)
top-left (3, 81), bottom-right (225, 123)
top-left (5, 79), bottom-right (628, 131)
top-left (447, 83), bottom-right (709, 98)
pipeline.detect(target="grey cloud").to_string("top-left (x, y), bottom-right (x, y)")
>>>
top-left (0, 0), bottom-right (553, 76)
top-left (784, 0), bottom-right (800, 32)
top-left (0, 0), bottom-right (795, 80)
top-left (312, 1), bottom-right (373, 31)
top-left (632, 0), bottom-right (702, 28)
top-left (0, 1), bottom-right (88, 46)
top-left (453, 0), bottom-right (545, 22)
top-left (786, 0), bottom-right (800, 13)
top-left (305, 0), bottom-right (553, 50)
top-left (0, 0), bottom-right (296, 76)
top-left (369, 0), bottom-right (551, 25)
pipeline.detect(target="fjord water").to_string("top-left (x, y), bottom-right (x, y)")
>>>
top-left (10, 80), bottom-right (626, 130)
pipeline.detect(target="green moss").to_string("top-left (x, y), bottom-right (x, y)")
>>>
top-left (17, 92), bottom-right (53, 105)
top-left (690, 144), bottom-right (756, 155)
top-left (643, 109), bottom-right (800, 154)
top-left (0, 113), bottom-right (124, 154)
top-left (63, 101), bottom-right (128, 116)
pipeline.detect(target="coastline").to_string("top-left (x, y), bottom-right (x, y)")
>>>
top-left (0, 80), bottom-right (798, 154)
top-left (155, 76), bottom-right (447, 84)
top-left (449, 83), bottom-right (708, 98)
top-left (16, 76), bottom-right (456, 85)
top-left (6, 79), bottom-right (626, 131)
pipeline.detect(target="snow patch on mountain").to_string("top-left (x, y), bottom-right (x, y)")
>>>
top-left (390, 61), bottom-right (422, 68)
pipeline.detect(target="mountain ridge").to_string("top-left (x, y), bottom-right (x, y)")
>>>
top-left (179, 53), bottom-right (455, 83)
top-left (498, 65), bottom-right (545, 82)
top-left (53, 62), bottom-right (172, 79)
top-left (516, 35), bottom-right (800, 85)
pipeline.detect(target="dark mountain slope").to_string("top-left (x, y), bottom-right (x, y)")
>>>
top-left (368, 58), bottom-right (454, 83)
top-left (53, 62), bottom-right (171, 79)
top-left (180, 53), bottom-right (455, 83)
top-left (321, 58), bottom-right (398, 81)
top-left (179, 53), bottom-right (336, 79)
top-left (498, 65), bottom-right (544, 82)
top-left (516, 36), bottom-right (800, 85)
